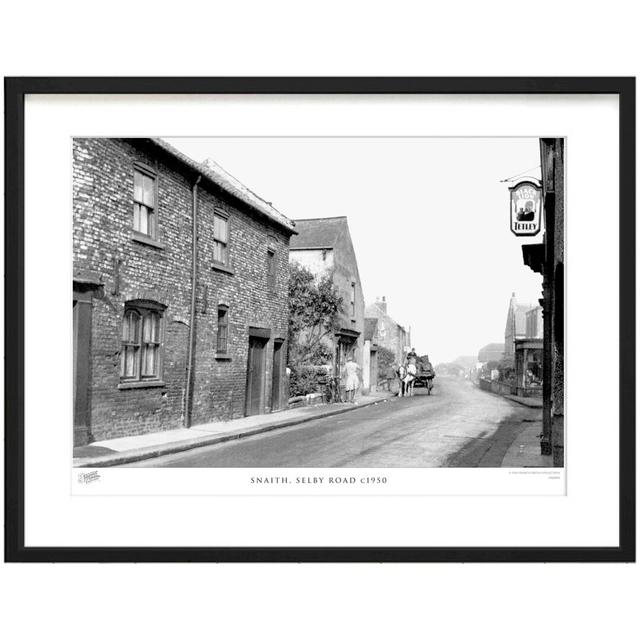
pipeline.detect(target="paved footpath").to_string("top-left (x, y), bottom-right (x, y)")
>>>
top-left (74, 391), bottom-right (394, 467)
top-left (120, 377), bottom-right (550, 468)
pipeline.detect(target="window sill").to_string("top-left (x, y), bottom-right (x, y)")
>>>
top-left (118, 380), bottom-right (166, 390)
top-left (132, 232), bottom-right (165, 249)
top-left (215, 353), bottom-right (232, 361)
top-left (212, 262), bottom-right (234, 275)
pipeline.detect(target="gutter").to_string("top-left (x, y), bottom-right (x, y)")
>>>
top-left (184, 175), bottom-right (201, 428)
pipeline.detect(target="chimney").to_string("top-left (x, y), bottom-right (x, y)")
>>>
top-left (376, 296), bottom-right (388, 314)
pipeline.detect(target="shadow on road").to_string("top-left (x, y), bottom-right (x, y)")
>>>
top-left (443, 415), bottom-right (535, 467)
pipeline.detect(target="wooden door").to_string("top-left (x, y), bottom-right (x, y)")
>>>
top-left (245, 337), bottom-right (267, 416)
top-left (73, 294), bottom-right (93, 446)
top-left (271, 340), bottom-right (284, 411)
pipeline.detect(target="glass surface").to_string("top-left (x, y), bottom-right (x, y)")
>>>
top-left (213, 241), bottom-right (227, 264)
top-left (139, 205), bottom-right (148, 235)
top-left (214, 215), bottom-right (228, 241)
top-left (142, 175), bottom-right (154, 207)
top-left (133, 171), bottom-right (143, 202)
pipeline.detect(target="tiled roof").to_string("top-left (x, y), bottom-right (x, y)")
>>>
top-left (289, 217), bottom-right (348, 249)
top-left (150, 138), bottom-right (296, 234)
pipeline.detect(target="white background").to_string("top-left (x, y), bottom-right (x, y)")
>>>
top-left (1, 1), bottom-right (638, 640)
top-left (28, 94), bottom-right (608, 544)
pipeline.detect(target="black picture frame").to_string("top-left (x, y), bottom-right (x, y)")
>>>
top-left (4, 77), bottom-right (636, 563)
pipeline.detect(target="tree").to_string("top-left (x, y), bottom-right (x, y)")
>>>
top-left (376, 346), bottom-right (396, 382)
top-left (287, 262), bottom-right (343, 370)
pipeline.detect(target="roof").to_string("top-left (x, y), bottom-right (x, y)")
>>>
top-left (364, 302), bottom-right (407, 332)
top-left (364, 317), bottom-right (379, 342)
top-left (289, 217), bottom-right (348, 250)
top-left (149, 138), bottom-right (296, 235)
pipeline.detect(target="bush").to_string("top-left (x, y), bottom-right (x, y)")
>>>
top-left (376, 346), bottom-right (396, 382)
top-left (289, 365), bottom-right (330, 397)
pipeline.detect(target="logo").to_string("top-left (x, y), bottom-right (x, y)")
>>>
top-left (509, 180), bottom-right (542, 236)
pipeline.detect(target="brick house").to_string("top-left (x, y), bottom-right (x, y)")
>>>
top-left (364, 297), bottom-right (411, 365)
top-left (73, 138), bottom-right (296, 446)
top-left (288, 217), bottom-right (365, 383)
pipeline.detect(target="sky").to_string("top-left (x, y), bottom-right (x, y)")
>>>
top-left (165, 137), bottom-right (543, 365)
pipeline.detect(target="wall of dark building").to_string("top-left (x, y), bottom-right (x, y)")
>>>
top-left (549, 139), bottom-right (565, 467)
top-left (73, 138), bottom-right (292, 443)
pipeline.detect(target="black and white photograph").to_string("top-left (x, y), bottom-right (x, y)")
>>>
top-left (2, 3), bottom-right (638, 638)
top-left (72, 135), bottom-right (565, 473)
top-left (6, 76), bottom-right (632, 564)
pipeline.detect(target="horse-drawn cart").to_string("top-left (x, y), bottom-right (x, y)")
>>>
top-left (396, 359), bottom-right (435, 397)
top-left (413, 362), bottom-right (435, 394)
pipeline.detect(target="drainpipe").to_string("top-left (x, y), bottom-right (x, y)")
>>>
top-left (184, 175), bottom-right (201, 428)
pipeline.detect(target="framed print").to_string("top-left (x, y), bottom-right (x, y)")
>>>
top-left (4, 77), bottom-right (635, 562)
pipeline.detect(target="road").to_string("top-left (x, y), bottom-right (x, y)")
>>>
top-left (124, 377), bottom-right (541, 468)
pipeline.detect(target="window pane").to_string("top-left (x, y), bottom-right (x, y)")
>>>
top-left (151, 312), bottom-right (159, 342)
top-left (123, 311), bottom-right (140, 343)
top-left (142, 175), bottom-right (155, 207)
top-left (142, 344), bottom-right (156, 377)
top-left (139, 205), bottom-right (148, 235)
top-left (134, 171), bottom-right (143, 202)
top-left (124, 346), bottom-right (137, 378)
top-left (131, 313), bottom-right (140, 343)
top-left (143, 314), bottom-right (152, 343)
top-left (217, 326), bottom-right (227, 352)
top-left (219, 217), bottom-right (228, 241)
top-left (133, 203), bottom-right (141, 232)
top-left (214, 215), bottom-right (228, 242)
top-left (217, 308), bottom-right (228, 351)
top-left (214, 240), bottom-right (227, 264)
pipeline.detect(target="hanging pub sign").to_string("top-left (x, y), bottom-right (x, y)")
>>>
top-left (509, 180), bottom-right (542, 236)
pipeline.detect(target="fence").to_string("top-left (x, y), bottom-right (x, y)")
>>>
top-left (478, 377), bottom-right (542, 398)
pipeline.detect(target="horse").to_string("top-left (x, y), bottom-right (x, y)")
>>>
top-left (396, 363), bottom-right (417, 397)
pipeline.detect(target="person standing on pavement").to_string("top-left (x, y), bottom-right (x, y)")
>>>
top-left (342, 356), bottom-right (360, 403)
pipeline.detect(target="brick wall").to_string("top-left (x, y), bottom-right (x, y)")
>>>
top-left (73, 138), bottom-right (292, 442)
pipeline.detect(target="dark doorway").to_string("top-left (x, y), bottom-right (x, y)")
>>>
top-left (271, 340), bottom-right (284, 411)
top-left (245, 336), bottom-right (268, 416)
top-left (335, 336), bottom-right (356, 376)
top-left (73, 291), bottom-right (93, 446)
